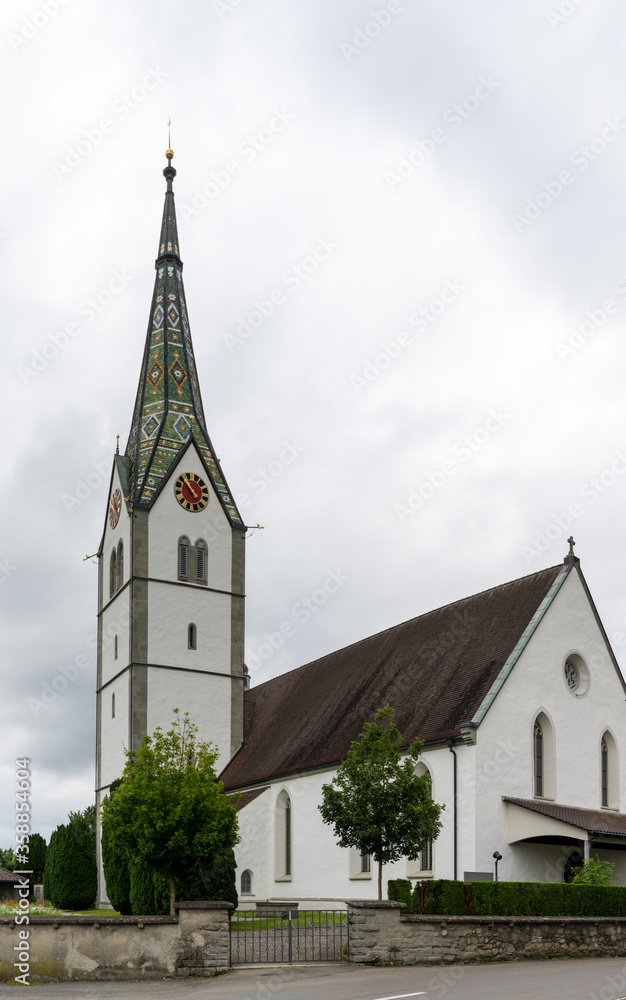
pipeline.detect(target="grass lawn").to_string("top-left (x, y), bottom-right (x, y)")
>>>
top-left (64, 908), bottom-right (121, 916)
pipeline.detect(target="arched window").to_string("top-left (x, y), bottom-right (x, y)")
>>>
top-left (178, 536), bottom-right (190, 580)
top-left (601, 730), bottom-right (619, 809)
top-left (114, 635), bottom-right (118, 660)
top-left (240, 869), bottom-right (252, 894)
top-left (275, 790), bottom-right (292, 880)
top-left (109, 549), bottom-right (117, 598)
top-left (195, 539), bottom-right (207, 584)
top-left (117, 541), bottom-right (124, 589)
top-left (111, 693), bottom-right (115, 719)
top-left (188, 623), bottom-right (197, 650)
top-left (407, 761), bottom-right (434, 876)
top-left (533, 711), bottom-right (555, 799)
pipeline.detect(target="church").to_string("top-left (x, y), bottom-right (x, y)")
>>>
top-left (95, 151), bottom-right (626, 908)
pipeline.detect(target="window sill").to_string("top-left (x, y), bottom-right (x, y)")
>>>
top-left (274, 875), bottom-right (292, 882)
top-left (349, 872), bottom-right (372, 880)
top-left (408, 872), bottom-right (433, 879)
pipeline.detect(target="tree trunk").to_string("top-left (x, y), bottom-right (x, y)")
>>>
top-left (170, 877), bottom-right (176, 917)
top-left (378, 860), bottom-right (382, 901)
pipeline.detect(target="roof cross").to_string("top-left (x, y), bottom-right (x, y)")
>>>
top-left (567, 536), bottom-right (576, 556)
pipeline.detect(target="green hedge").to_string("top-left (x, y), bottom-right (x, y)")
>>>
top-left (387, 879), bottom-right (626, 917)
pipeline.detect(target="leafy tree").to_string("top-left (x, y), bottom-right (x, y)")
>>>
top-left (43, 822), bottom-right (97, 910)
top-left (68, 805), bottom-right (95, 851)
top-left (0, 847), bottom-right (17, 871)
top-left (570, 857), bottom-right (619, 886)
top-left (319, 706), bottom-right (443, 899)
top-left (100, 710), bottom-right (239, 915)
top-left (29, 834), bottom-right (47, 884)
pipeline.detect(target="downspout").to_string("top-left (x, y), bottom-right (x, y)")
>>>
top-left (447, 739), bottom-right (457, 880)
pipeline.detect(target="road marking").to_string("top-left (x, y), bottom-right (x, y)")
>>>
top-left (373, 994), bottom-right (427, 999)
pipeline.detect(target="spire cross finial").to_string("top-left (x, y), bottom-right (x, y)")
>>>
top-left (567, 536), bottom-right (575, 556)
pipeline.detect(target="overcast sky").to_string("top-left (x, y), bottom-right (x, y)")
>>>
top-left (2, 0), bottom-right (626, 848)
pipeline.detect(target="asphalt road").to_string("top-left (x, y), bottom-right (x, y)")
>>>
top-left (2, 959), bottom-right (626, 1000)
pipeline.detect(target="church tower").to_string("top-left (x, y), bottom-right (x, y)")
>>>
top-left (95, 149), bottom-right (246, 905)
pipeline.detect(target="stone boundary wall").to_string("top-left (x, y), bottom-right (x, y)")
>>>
top-left (0, 901), bottom-right (232, 982)
top-left (347, 900), bottom-right (626, 965)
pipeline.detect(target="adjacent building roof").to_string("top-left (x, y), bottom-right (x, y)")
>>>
top-left (503, 796), bottom-right (626, 837)
top-left (0, 867), bottom-right (16, 882)
top-left (124, 154), bottom-right (243, 525)
top-left (221, 563), bottom-right (569, 790)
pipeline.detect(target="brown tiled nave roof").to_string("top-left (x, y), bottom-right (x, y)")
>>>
top-left (221, 565), bottom-right (567, 790)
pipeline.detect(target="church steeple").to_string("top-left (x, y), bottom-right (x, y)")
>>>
top-left (124, 151), bottom-right (243, 525)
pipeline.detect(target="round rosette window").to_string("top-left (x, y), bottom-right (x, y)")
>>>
top-left (563, 653), bottom-right (590, 697)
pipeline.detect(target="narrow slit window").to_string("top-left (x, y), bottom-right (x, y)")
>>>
top-left (602, 737), bottom-right (609, 808)
top-left (188, 623), bottom-right (197, 650)
top-left (534, 721), bottom-right (543, 797)
top-left (114, 635), bottom-right (118, 660)
top-left (111, 693), bottom-right (115, 719)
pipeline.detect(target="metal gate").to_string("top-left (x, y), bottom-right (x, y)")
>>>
top-left (230, 908), bottom-right (349, 964)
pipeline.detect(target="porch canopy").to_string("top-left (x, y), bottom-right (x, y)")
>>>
top-left (503, 796), bottom-right (626, 854)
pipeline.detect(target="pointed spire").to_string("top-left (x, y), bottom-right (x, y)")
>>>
top-left (124, 152), bottom-right (243, 525)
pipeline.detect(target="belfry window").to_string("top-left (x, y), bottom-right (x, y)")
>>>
top-left (178, 537), bottom-right (190, 580)
top-left (117, 541), bottom-right (124, 589)
top-left (195, 540), bottom-right (207, 583)
top-left (109, 549), bottom-right (117, 598)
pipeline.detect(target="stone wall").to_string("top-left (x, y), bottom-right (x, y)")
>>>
top-left (0, 901), bottom-right (232, 982)
top-left (347, 900), bottom-right (626, 965)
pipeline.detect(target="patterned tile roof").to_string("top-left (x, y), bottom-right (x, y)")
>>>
top-left (125, 158), bottom-right (243, 526)
top-left (221, 564), bottom-right (568, 789)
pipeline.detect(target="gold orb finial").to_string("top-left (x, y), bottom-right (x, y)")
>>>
top-left (166, 148), bottom-right (174, 160)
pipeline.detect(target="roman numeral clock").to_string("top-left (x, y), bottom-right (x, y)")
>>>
top-left (174, 472), bottom-right (210, 512)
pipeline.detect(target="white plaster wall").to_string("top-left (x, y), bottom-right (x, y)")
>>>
top-left (474, 568), bottom-right (626, 883)
top-left (235, 789), bottom-right (273, 905)
top-left (100, 463), bottom-right (132, 603)
top-left (147, 665), bottom-right (232, 767)
top-left (148, 446), bottom-right (232, 592)
top-left (234, 748), bottom-right (464, 907)
top-left (147, 581), bottom-right (231, 672)
top-left (101, 591), bottom-right (130, 687)
top-left (100, 672), bottom-right (129, 788)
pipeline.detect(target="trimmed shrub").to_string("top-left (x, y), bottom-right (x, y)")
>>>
top-left (29, 833), bottom-right (47, 885)
top-left (129, 860), bottom-right (156, 916)
top-left (388, 879), bottom-right (412, 910)
top-left (398, 879), bottom-right (626, 918)
top-left (101, 823), bottom-right (132, 915)
top-left (43, 824), bottom-right (97, 910)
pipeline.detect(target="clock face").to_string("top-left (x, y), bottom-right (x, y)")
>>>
top-left (174, 472), bottom-right (209, 511)
top-left (109, 488), bottom-right (122, 529)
